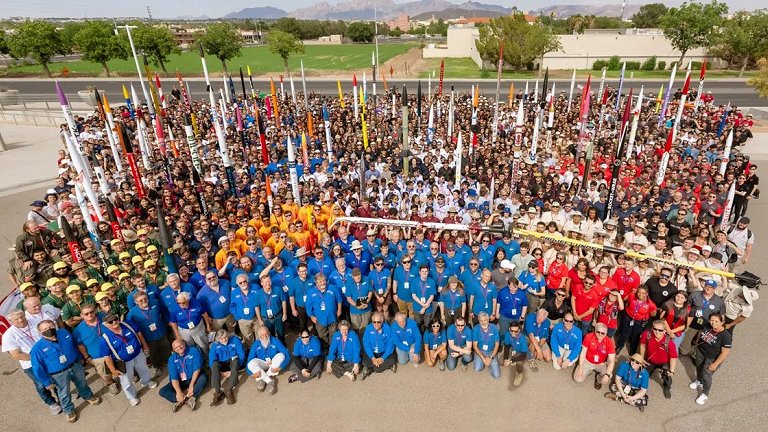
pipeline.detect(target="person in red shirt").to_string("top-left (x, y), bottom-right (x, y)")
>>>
top-left (659, 291), bottom-right (691, 350)
top-left (565, 258), bottom-right (592, 297)
top-left (546, 253), bottom-right (569, 299)
top-left (571, 273), bottom-right (604, 333)
top-left (594, 289), bottom-right (625, 338)
top-left (594, 265), bottom-right (618, 297)
top-left (611, 257), bottom-right (641, 301)
top-left (574, 323), bottom-right (617, 390)
top-left (616, 286), bottom-right (658, 355)
top-left (638, 319), bottom-right (679, 399)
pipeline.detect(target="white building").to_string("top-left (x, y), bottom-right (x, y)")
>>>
top-left (422, 24), bottom-right (482, 67)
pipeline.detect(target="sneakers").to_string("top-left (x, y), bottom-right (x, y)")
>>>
top-left (66, 412), bottom-right (78, 423)
top-left (225, 390), bottom-right (235, 405)
top-left (186, 396), bottom-right (197, 411)
top-left (361, 367), bottom-right (374, 381)
top-left (391, 363), bottom-right (397, 374)
top-left (85, 396), bottom-right (101, 405)
top-left (172, 401), bottom-right (184, 413)
top-left (528, 360), bottom-right (539, 372)
top-left (107, 383), bottom-right (120, 396)
top-left (256, 381), bottom-right (267, 392)
top-left (288, 374), bottom-right (300, 383)
top-left (461, 363), bottom-right (468, 372)
top-left (696, 394), bottom-right (709, 405)
top-left (689, 380), bottom-right (702, 390)
top-left (145, 380), bottom-right (158, 389)
top-left (604, 392), bottom-right (619, 401)
top-left (663, 386), bottom-right (672, 399)
top-left (267, 382), bottom-right (277, 395)
top-left (48, 404), bottom-right (62, 415)
top-left (513, 372), bottom-right (523, 387)
top-left (439, 361), bottom-right (446, 371)
top-left (210, 392), bottom-right (224, 407)
top-left (129, 397), bottom-right (140, 407)
top-left (638, 404), bottom-right (645, 412)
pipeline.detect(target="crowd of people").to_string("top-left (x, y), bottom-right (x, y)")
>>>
top-left (1, 74), bottom-right (762, 423)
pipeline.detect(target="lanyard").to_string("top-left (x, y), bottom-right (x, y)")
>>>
top-left (340, 337), bottom-right (347, 356)
top-left (19, 327), bottom-right (35, 343)
top-left (419, 280), bottom-right (428, 298)
top-left (480, 327), bottom-right (492, 345)
top-left (139, 307), bottom-right (153, 321)
top-left (265, 291), bottom-right (273, 310)
top-left (455, 329), bottom-right (464, 345)
top-left (447, 290), bottom-right (459, 309)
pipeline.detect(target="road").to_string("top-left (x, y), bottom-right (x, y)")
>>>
top-left (0, 78), bottom-right (764, 107)
top-left (0, 176), bottom-right (767, 431)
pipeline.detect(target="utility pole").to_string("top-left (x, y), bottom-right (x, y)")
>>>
top-left (146, 5), bottom-right (153, 21)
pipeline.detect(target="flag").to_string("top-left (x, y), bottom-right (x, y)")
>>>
top-left (658, 63), bottom-right (677, 126)
top-left (720, 182), bottom-right (736, 230)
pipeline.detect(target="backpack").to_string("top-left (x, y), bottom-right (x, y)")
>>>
top-left (726, 226), bottom-right (752, 263)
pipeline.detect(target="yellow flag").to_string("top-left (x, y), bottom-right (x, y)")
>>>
top-left (337, 80), bottom-right (345, 108)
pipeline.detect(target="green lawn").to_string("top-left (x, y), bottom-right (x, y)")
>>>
top-left (1, 43), bottom-right (416, 77)
top-left (419, 57), bottom-right (756, 79)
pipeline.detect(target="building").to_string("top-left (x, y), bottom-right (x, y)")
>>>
top-left (422, 24), bottom-right (482, 67)
top-left (170, 28), bottom-right (200, 49)
top-left (387, 14), bottom-right (410, 31)
top-left (239, 30), bottom-right (263, 45)
top-left (304, 34), bottom-right (343, 45)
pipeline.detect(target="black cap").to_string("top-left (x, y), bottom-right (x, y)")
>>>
top-left (739, 217), bottom-right (750, 224)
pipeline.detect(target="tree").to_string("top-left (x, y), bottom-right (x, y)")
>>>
top-left (631, 3), bottom-right (669, 28)
top-left (267, 29), bottom-right (304, 75)
top-left (73, 21), bottom-right (129, 77)
top-left (659, 0), bottom-right (728, 65)
top-left (132, 24), bottom-right (179, 74)
top-left (346, 22), bottom-right (374, 43)
top-left (200, 23), bottom-right (242, 73)
top-left (0, 31), bottom-right (9, 55)
top-left (7, 21), bottom-right (66, 77)
top-left (389, 27), bottom-right (404, 37)
top-left (476, 14), bottom-right (561, 70)
top-left (58, 22), bottom-right (82, 54)
top-left (747, 58), bottom-right (768, 98)
top-left (427, 18), bottom-right (449, 37)
top-left (712, 10), bottom-right (768, 77)
top-left (273, 17), bottom-right (302, 39)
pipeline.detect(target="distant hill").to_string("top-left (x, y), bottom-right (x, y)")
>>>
top-left (289, 0), bottom-right (512, 20)
top-left (223, 6), bottom-right (288, 19)
top-left (534, 4), bottom-right (640, 18)
top-left (412, 8), bottom-right (506, 20)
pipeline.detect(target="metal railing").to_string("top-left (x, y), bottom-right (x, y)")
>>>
top-left (0, 91), bottom-right (94, 126)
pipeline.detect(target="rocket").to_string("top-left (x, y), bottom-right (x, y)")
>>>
top-left (353, 74), bottom-right (359, 122)
top-left (655, 128), bottom-right (675, 186)
top-left (155, 201), bottom-right (178, 274)
top-left (337, 80), bottom-right (345, 108)
top-left (289, 73), bottom-right (296, 105)
top-left (672, 71), bottom-right (692, 142)
top-left (658, 62), bottom-right (678, 126)
top-left (246, 65), bottom-right (255, 98)
top-left (286, 135), bottom-right (302, 204)
top-left (626, 86), bottom-right (644, 158)
top-left (154, 73), bottom-right (166, 109)
top-left (300, 59), bottom-right (308, 108)
top-left (693, 60), bottom-right (707, 111)
top-left (131, 84), bottom-right (152, 170)
top-left (402, 85), bottom-right (410, 178)
top-left (59, 215), bottom-right (83, 263)
top-left (115, 121), bottom-right (145, 199)
top-left (720, 129), bottom-right (734, 176)
top-left (96, 90), bottom-right (123, 173)
top-left (323, 103), bottom-right (333, 160)
top-left (576, 75), bottom-right (591, 155)
top-left (122, 84), bottom-right (135, 118)
top-left (615, 62), bottom-right (626, 111)
top-left (104, 198), bottom-right (124, 242)
top-left (567, 69), bottom-right (576, 112)
top-left (454, 130), bottom-right (463, 190)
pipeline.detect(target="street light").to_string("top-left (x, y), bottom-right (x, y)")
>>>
top-left (115, 24), bottom-right (151, 108)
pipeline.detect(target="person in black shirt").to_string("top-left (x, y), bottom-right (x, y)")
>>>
top-left (690, 314), bottom-right (732, 405)
top-left (542, 288), bottom-right (571, 324)
top-left (646, 268), bottom-right (677, 310)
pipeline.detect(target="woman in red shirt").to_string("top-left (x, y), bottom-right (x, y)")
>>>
top-left (615, 286), bottom-right (657, 355)
top-left (659, 291), bottom-right (690, 350)
top-left (546, 252), bottom-right (569, 300)
top-left (565, 258), bottom-right (592, 298)
top-left (594, 289), bottom-right (625, 338)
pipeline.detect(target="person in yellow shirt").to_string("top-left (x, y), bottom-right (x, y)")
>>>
top-left (265, 229), bottom-right (287, 255)
top-left (292, 220), bottom-right (313, 251)
top-left (227, 229), bottom-right (247, 257)
top-left (270, 206), bottom-right (288, 232)
top-left (214, 236), bottom-right (241, 270)
top-left (281, 195), bottom-right (299, 221)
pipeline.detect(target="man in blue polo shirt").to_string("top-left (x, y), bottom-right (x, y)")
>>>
top-left (306, 273), bottom-right (341, 347)
top-left (411, 264), bottom-right (437, 330)
top-left (502, 321), bottom-right (528, 386)
top-left (229, 273), bottom-right (260, 346)
top-left (470, 269), bottom-right (498, 324)
top-left (288, 263), bottom-right (315, 333)
top-left (550, 312), bottom-right (584, 371)
top-left (196, 271), bottom-right (234, 332)
top-left (345, 268), bottom-right (373, 332)
top-left (446, 317), bottom-right (474, 371)
top-left (496, 277), bottom-right (529, 336)
top-left (99, 313), bottom-right (156, 407)
top-left (160, 273), bottom-right (197, 314)
top-left (73, 304), bottom-right (119, 395)
top-left (127, 291), bottom-right (170, 368)
top-left (31, 320), bottom-right (101, 423)
top-left (525, 308), bottom-right (552, 371)
top-left (360, 312), bottom-right (397, 379)
top-left (247, 326), bottom-right (290, 395)
top-left (208, 330), bottom-right (245, 406)
top-left (168, 292), bottom-right (211, 359)
top-left (472, 312), bottom-right (501, 379)
top-left (160, 339), bottom-right (207, 412)
top-left (255, 274), bottom-right (287, 342)
top-left (391, 312), bottom-right (422, 366)
top-left (326, 320), bottom-right (362, 380)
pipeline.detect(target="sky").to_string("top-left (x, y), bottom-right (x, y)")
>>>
top-left (0, 0), bottom-right (755, 19)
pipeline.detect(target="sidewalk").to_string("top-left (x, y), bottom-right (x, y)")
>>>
top-left (0, 124), bottom-right (61, 196)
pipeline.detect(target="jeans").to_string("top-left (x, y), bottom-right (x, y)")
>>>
top-left (473, 354), bottom-right (500, 379)
top-left (577, 319), bottom-right (592, 334)
top-left (50, 362), bottom-right (95, 415)
top-left (693, 350), bottom-right (716, 396)
top-left (395, 347), bottom-right (417, 365)
top-left (646, 362), bottom-right (673, 393)
top-left (23, 367), bottom-right (56, 406)
top-left (117, 351), bottom-right (153, 401)
top-left (615, 314), bottom-right (647, 355)
top-left (159, 373), bottom-right (208, 403)
top-left (446, 352), bottom-right (473, 370)
top-left (361, 351), bottom-right (397, 373)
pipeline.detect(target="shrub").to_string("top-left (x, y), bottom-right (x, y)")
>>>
top-left (641, 56), bottom-right (657, 71)
top-left (690, 61), bottom-right (703, 70)
top-left (657, 60), bottom-right (666, 70)
top-left (592, 59), bottom-right (609, 70)
top-left (626, 61), bottom-right (641, 70)
top-left (607, 55), bottom-right (622, 70)
top-left (668, 61), bottom-right (677, 70)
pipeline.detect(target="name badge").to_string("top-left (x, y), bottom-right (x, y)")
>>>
top-left (449, 310), bottom-right (455, 316)
top-left (593, 354), bottom-right (599, 363)
top-left (623, 385), bottom-right (632, 394)
top-left (219, 296), bottom-right (227, 304)
top-left (511, 309), bottom-right (518, 316)
top-left (482, 344), bottom-right (489, 351)
top-left (187, 322), bottom-right (195, 329)
top-left (148, 323), bottom-right (157, 332)
top-left (303, 295), bottom-right (307, 303)
top-left (126, 345), bottom-right (134, 354)
top-left (378, 289), bottom-right (384, 295)
top-left (59, 355), bottom-right (67, 364)
top-left (563, 344), bottom-right (569, 351)
top-left (267, 309), bottom-right (274, 318)
top-left (432, 344), bottom-right (437, 349)
top-left (403, 282), bottom-right (410, 290)
top-left (420, 297), bottom-right (426, 303)
top-left (180, 371), bottom-right (187, 381)
top-left (320, 303), bottom-right (326, 311)
top-left (243, 307), bottom-right (250, 315)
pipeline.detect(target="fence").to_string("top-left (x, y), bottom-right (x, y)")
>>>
top-left (0, 91), bottom-right (93, 126)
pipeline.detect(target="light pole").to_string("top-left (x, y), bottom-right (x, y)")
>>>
top-left (373, 0), bottom-right (380, 68)
top-left (115, 25), bottom-right (151, 108)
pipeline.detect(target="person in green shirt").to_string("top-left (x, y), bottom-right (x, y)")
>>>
top-left (16, 283), bottom-right (41, 311)
top-left (61, 285), bottom-right (95, 328)
top-left (143, 259), bottom-right (168, 287)
top-left (94, 291), bottom-right (127, 320)
top-left (42, 277), bottom-right (67, 309)
top-left (116, 273), bottom-right (134, 305)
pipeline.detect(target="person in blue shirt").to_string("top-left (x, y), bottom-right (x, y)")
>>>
top-left (605, 353), bottom-right (650, 411)
top-left (288, 263), bottom-right (315, 333)
top-left (470, 269), bottom-right (498, 324)
top-left (550, 312), bottom-right (584, 371)
top-left (369, 256), bottom-right (392, 320)
top-left (325, 320), bottom-right (362, 380)
top-left (246, 326), bottom-right (290, 395)
top-left (288, 330), bottom-right (323, 383)
top-left (443, 244), bottom-right (466, 276)
top-left (230, 273), bottom-right (261, 346)
top-left (72, 303), bottom-right (120, 396)
top-left (525, 308), bottom-right (552, 371)
top-left (378, 242), bottom-right (398, 270)
top-left (346, 241), bottom-right (372, 276)
top-left (497, 231), bottom-right (521, 260)
top-left (196, 271), bottom-right (235, 332)
top-left (345, 268), bottom-right (373, 332)
top-left (518, 261), bottom-right (546, 310)
top-left (412, 264), bottom-right (437, 329)
top-left (422, 319), bottom-right (448, 370)
top-left (392, 256), bottom-right (417, 317)
top-left (159, 273), bottom-right (197, 315)
top-left (360, 312), bottom-right (397, 379)
top-left (127, 291), bottom-right (170, 368)
top-left (439, 276), bottom-right (467, 327)
top-left (430, 256), bottom-right (453, 294)
top-left (160, 339), bottom-right (207, 412)
top-left (31, 320), bottom-right (101, 423)
top-left (306, 273), bottom-right (341, 348)
top-left (307, 247), bottom-right (333, 278)
top-left (328, 257), bottom-right (352, 320)
top-left (208, 330), bottom-right (245, 406)
top-left (229, 255), bottom-right (261, 288)
top-left (446, 317), bottom-right (474, 371)
top-left (502, 321), bottom-right (529, 387)
top-left (255, 274), bottom-right (288, 343)
top-left (168, 292), bottom-right (211, 359)
top-left (363, 229), bottom-right (382, 257)
top-left (391, 312), bottom-right (422, 366)
top-left (496, 277), bottom-right (529, 337)
top-left (263, 256), bottom-right (296, 297)
top-left (99, 313), bottom-right (155, 406)
top-left (472, 312), bottom-right (501, 379)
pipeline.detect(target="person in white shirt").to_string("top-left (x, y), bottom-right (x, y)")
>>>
top-left (24, 297), bottom-right (62, 330)
top-left (1, 310), bottom-right (61, 414)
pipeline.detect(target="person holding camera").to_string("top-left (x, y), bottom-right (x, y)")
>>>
top-left (604, 353), bottom-right (650, 412)
top-left (638, 319), bottom-right (678, 399)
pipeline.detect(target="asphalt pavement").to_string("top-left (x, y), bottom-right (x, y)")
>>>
top-left (0, 78), bottom-right (764, 108)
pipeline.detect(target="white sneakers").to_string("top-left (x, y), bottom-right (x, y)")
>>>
top-left (689, 380), bottom-right (702, 390)
top-left (690, 380), bottom-right (708, 405)
top-left (696, 394), bottom-right (709, 405)
top-left (48, 404), bottom-right (62, 415)
top-left (129, 397), bottom-right (141, 407)
top-left (145, 380), bottom-right (158, 389)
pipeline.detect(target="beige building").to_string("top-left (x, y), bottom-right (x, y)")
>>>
top-left (423, 24), bottom-right (482, 66)
top-left (387, 15), bottom-right (410, 31)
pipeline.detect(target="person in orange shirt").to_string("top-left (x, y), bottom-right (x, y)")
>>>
top-left (297, 201), bottom-right (314, 227)
top-left (227, 229), bottom-right (247, 257)
top-left (256, 214), bottom-right (274, 243)
top-left (292, 220), bottom-right (313, 251)
top-left (270, 206), bottom-right (289, 232)
top-left (215, 236), bottom-right (241, 270)
top-left (265, 230), bottom-right (287, 255)
top-left (281, 195), bottom-right (299, 221)
top-left (312, 205), bottom-right (329, 231)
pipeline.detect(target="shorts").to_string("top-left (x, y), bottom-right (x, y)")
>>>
top-left (90, 356), bottom-right (110, 378)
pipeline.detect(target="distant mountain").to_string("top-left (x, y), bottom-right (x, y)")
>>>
top-left (412, 8), bottom-right (506, 20)
top-left (289, 0), bottom-right (512, 20)
top-left (223, 6), bottom-right (288, 19)
top-left (534, 4), bottom-right (640, 18)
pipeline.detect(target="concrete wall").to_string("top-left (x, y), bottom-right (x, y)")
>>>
top-left (423, 25), bottom-right (482, 67)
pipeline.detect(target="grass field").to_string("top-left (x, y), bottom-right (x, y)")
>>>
top-left (419, 58), bottom-right (756, 79)
top-left (1, 43), bottom-right (416, 77)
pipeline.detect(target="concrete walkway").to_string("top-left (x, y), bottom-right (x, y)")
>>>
top-left (0, 123), bottom-right (62, 196)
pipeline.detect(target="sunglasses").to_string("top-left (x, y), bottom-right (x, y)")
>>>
top-left (595, 331), bottom-right (607, 335)
top-left (372, 320), bottom-right (383, 324)
top-left (455, 324), bottom-right (465, 327)
top-left (402, 260), bottom-right (412, 264)
top-left (300, 335), bottom-right (311, 339)
top-left (564, 319), bottom-right (574, 323)
top-left (105, 319), bottom-right (118, 325)
top-left (556, 293), bottom-right (566, 298)
top-left (652, 328), bottom-right (665, 333)
top-left (82, 311), bottom-right (95, 316)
